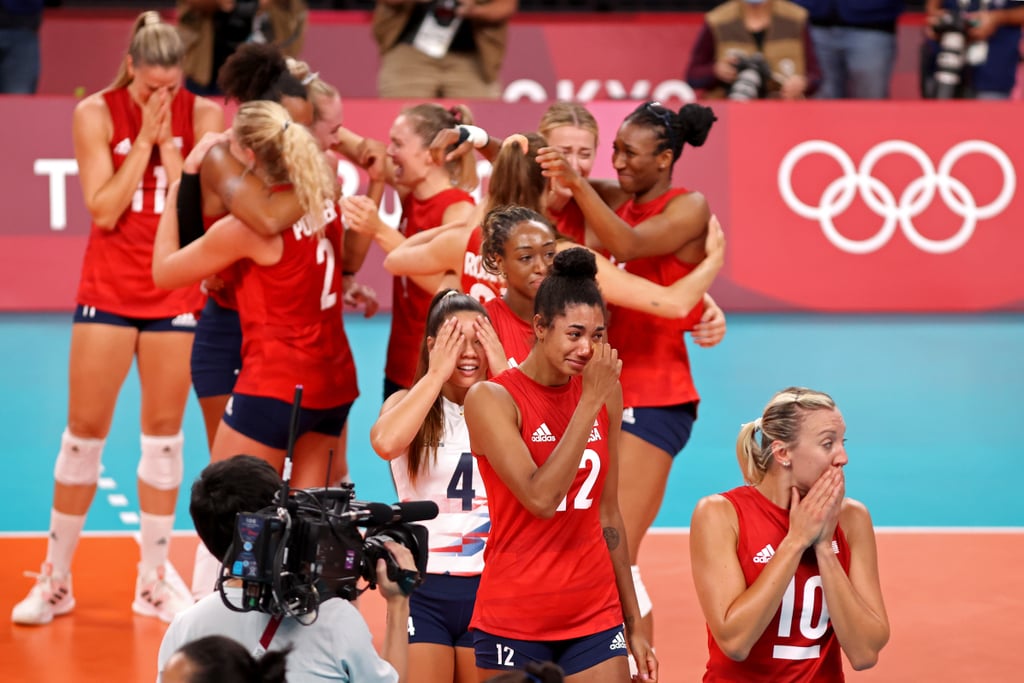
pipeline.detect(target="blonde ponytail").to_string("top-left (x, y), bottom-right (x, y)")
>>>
top-left (233, 101), bottom-right (338, 234)
top-left (736, 388), bottom-right (836, 484)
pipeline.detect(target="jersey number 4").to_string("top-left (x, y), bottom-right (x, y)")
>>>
top-left (446, 452), bottom-right (476, 511)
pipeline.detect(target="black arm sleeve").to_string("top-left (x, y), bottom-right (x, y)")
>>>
top-left (176, 172), bottom-right (206, 247)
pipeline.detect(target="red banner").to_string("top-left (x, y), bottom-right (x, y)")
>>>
top-left (2, 98), bottom-right (1021, 312)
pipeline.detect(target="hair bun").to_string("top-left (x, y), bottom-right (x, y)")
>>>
top-left (551, 247), bottom-right (597, 280)
top-left (679, 103), bottom-right (717, 147)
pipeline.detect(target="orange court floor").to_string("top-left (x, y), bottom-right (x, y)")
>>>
top-left (1, 530), bottom-right (1020, 683)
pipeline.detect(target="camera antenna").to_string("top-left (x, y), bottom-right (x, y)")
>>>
top-left (323, 448), bottom-right (334, 492)
top-left (278, 385), bottom-right (303, 508)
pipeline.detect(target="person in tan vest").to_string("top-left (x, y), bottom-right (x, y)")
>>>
top-left (686, 0), bottom-right (821, 100)
top-left (372, 0), bottom-right (517, 99)
top-left (176, 0), bottom-right (307, 96)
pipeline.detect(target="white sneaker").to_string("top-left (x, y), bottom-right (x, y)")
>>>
top-left (11, 563), bottom-right (75, 625)
top-left (132, 564), bottom-right (193, 623)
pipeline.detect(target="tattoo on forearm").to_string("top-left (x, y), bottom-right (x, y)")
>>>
top-left (603, 526), bottom-right (620, 550)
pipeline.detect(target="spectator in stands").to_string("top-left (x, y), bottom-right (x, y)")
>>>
top-left (157, 455), bottom-right (416, 683)
top-left (922, 0), bottom-right (1024, 99)
top-left (162, 635), bottom-right (289, 683)
top-left (176, 0), bottom-right (308, 96)
top-left (372, 0), bottom-right (518, 98)
top-left (686, 0), bottom-right (822, 100)
top-left (0, 0), bottom-right (44, 94)
top-left (794, 1), bottom-right (904, 99)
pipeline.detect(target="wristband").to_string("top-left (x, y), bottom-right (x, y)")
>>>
top-left (176, 172), bottom-right (205, 247)
top-left (457, 124), bottom-right (489, 149)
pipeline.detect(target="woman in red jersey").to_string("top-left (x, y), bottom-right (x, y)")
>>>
top-left (464, 247), bottom-right (657, 683)
top-left (691, 387), bottom-right (889, 682)
top-left (539, 100), bottom-right (722, 645)
top-left (334, 103), bottom-right (478, 399)
top-left (11, 11), bottom-right (223, 627)
top-left (153, 100), bottom-right (352, 489)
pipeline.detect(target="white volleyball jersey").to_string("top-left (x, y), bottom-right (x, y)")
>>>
top-left (390, 397), bottom-right (489, 575)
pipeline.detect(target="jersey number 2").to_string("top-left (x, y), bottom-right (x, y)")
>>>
top-left (316, 237), bottom-right (338, 311)
top-left (555, 448), bottom-right (600, 512)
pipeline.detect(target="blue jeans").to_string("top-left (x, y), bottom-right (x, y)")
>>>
top-left (0, 27), bottom-right (39, 94)
top-left (810, 26), bottom-right (897, 99)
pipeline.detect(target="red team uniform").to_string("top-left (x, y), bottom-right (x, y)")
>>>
top-left (461, 225), bottom-right (503, 304)
top-left (483, 297), bottom-right (533, 368)
top-left (607, 188), bottom-right (706, 409)
top-left (232, 203), bottom-right (358, 410)
top-left (471, 368), bottom-right (621, 640)
top-left (385, 188), bottom-right (474, 390)
top-left (705, 486), bottom-right (851, 683)
top-left (77, 87), bottom-right (203, 319)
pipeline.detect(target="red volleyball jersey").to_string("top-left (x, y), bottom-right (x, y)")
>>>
top-left (483, 297), bottom-right (533, 368)
top-left (607, 188), bottom-right (705, 408)
top-left (471, 368), bottom-right (621, 640)
top-left (549, 197), bottom-right (586, 245)
top-left (704, 486), bottom-right (851, 683)
top-left (461, 225), bottom-right (502, 304)
top-left (76, 87), bottom-right (204, 318)
top-left (232, 203), bottom-right (358, 409)
top-left (385, 188), bottom-right (474, 388)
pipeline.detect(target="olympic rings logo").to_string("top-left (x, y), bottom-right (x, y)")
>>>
top-left (778, 140), bottom-right (1016, 254)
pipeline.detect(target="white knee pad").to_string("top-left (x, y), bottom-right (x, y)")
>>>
top-left (137, 432), bottom-right (184, 491)
top-left (53, 429), bottom-right (105, 486)
top-left (632, 565), bottom-right (653, 618)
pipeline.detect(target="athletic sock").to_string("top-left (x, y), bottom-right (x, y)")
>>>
top-left (45, 510), bottom-right (87, 577)
top-left (138, 512), bottom-right (175, 573)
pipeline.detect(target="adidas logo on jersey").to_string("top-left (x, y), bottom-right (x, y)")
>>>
top-left (113, 138), bottom-right (132, 156)
top-left (609, 631), bottom-right (627, 651)
top-left (170, 313), bottom-right (198, 328)
top-left (752, 543), bottom-right (775, 564)
top-left (588, 419), bottom-right (601, 443)
top-left (531, 423), bottom-right (556, 443)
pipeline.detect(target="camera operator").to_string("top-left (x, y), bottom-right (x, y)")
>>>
top-left (156, 455), bottom-right (416, 683)
top-left (686, 0), bottom-right (822, 100)
top-left (923, 0), bottom-right (1024, 99)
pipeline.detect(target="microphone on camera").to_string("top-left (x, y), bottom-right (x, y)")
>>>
top-left (374, 501), bottom-right (440, 524)
top-left (339, 501), bottom-right (439, 525)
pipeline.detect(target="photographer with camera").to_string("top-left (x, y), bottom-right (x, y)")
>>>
top-left (157, 455), bottom-right (417, 683)
top-left (922, 0), bottom-right (1024, 99)
top-left (686, 0), bottom-right (822, 100)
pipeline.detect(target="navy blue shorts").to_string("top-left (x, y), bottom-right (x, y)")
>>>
top-left (473, 624), bottom-right (626, 676)
top-left (383, 376), bottom-right (408, 402)
top-left (190, 298), bottom-right (243, 398)
top-left (222, 393), bottom-right (352, 450)
top-left (408, 573), bottom-right (479, 648)
top-left (620, 402), bottom-right (698, 458)
top-left (73, 304), bottom-right (198, 333)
